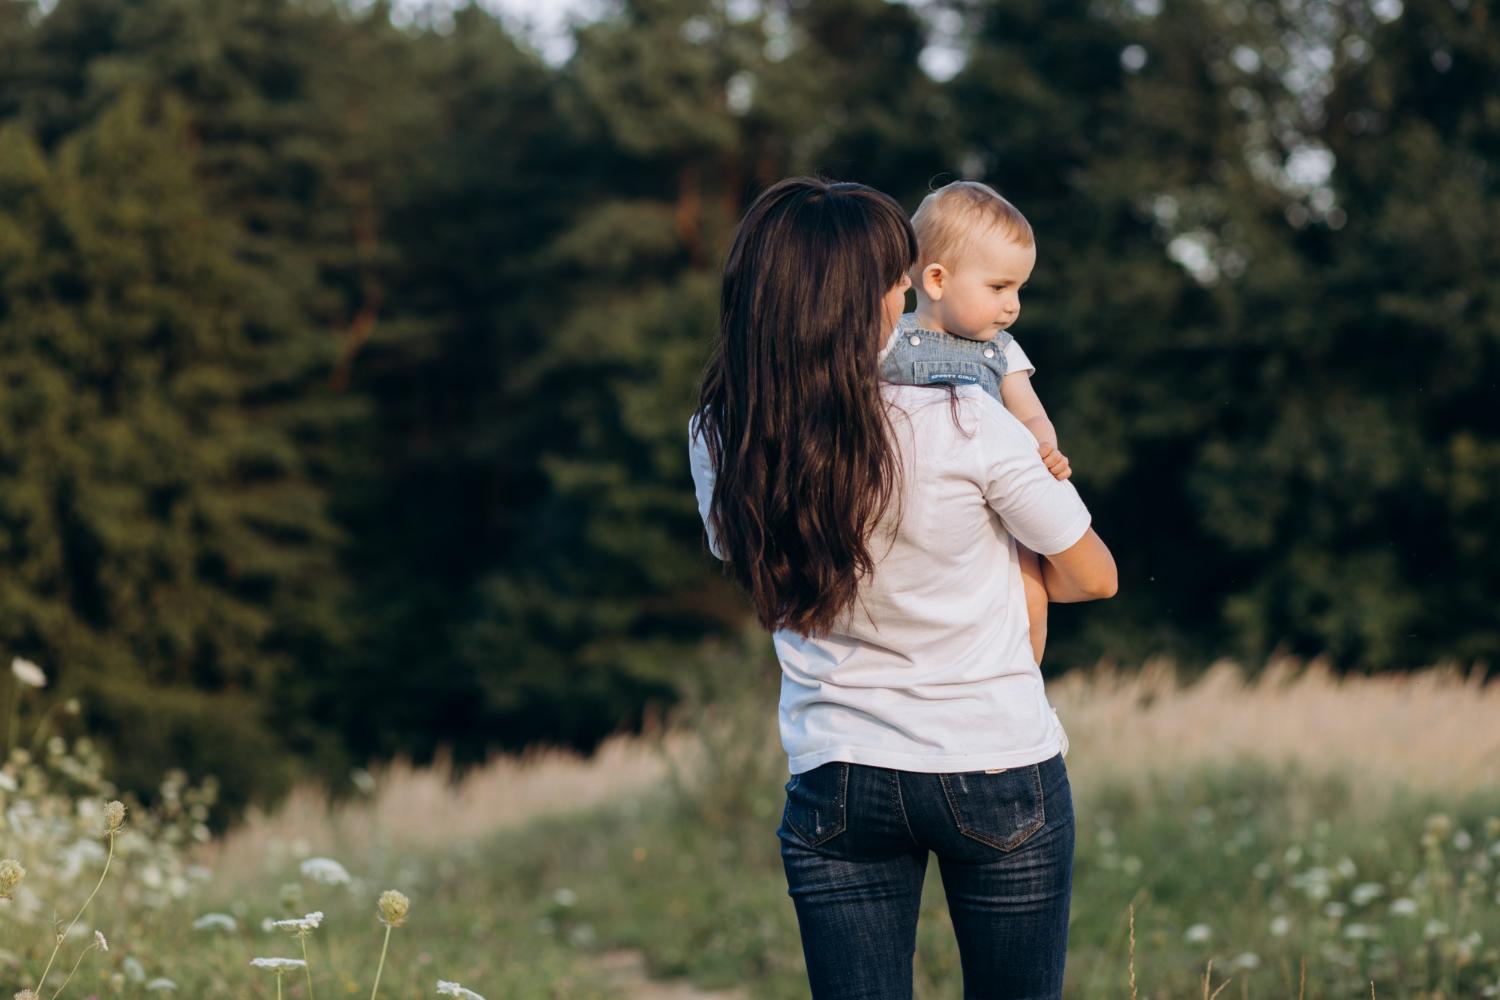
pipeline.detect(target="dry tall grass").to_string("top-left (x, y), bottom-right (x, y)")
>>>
top-left (196, 724), bottom-right (704, 887)
top-left (199, 657), bottom-right (1497, 880)
top-left (1049, 655), bottom-right (1499, 807)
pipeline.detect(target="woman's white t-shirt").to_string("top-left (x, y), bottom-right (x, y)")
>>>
top-left (687, 380), bottom-right (1091, 776)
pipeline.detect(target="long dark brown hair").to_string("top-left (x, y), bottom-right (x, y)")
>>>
top-left (694, 177), bottom-right (918, 636)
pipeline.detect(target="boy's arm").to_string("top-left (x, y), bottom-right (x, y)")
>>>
top-left (1000, 370), bottom-right (1054, 445)
top-left (1001, 371), bottom-right (1069, 480)
top-left (1016, 543), bottom-right (1049, 664)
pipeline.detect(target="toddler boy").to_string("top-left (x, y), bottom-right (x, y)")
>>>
top-left (879, 180), bottom-right (1070, 664)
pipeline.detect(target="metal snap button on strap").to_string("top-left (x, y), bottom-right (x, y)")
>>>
top-left (909, 335), bottom-right (921, 345)
top-left (983, 348), bottom-right (995, 358)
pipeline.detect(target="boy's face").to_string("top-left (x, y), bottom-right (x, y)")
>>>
top-left (919, 230), bottom-right (1036, 341)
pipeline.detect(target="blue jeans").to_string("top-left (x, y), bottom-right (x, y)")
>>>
top-left (777, 752), bottom-right (1074, 999)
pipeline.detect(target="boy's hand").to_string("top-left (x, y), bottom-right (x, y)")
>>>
top-left (1037, 442), bottom-right (1071, 481)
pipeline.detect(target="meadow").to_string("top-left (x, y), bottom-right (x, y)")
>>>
top-left (2, 650), bottom-right (1497, 999)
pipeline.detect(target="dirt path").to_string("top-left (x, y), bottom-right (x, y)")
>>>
top-left (591, 948), bottom-right (747, 999)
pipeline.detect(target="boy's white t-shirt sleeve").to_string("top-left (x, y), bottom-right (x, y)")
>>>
top-left (973, 397), bottom-right (1091, 555)
top-left (687, 413), bottom-right (725, 560)
top-left (1004, 336), bottom-right (1034, 375)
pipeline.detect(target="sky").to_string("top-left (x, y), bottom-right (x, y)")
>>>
top-left (388, 0), bottom-right (969, 79)
top-left (387, 0), bottom-right (612, 63)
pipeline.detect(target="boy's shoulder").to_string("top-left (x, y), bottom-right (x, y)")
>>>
top-left (881, 315), bottom-right (1011, 401)
top-left (891, 314), bottom-right (1014, 356)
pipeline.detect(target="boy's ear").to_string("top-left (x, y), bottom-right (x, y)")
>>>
top-left (919, 263), bottom-right (947, 301)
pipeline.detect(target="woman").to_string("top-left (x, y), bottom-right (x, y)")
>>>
top-left (688, 177), bottom-right (1117, 1000)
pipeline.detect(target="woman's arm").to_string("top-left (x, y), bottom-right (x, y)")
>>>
top-left (976, 397), bottom-right (1115, 602)
top-left (1039, 527), bottom-right (1118, 602)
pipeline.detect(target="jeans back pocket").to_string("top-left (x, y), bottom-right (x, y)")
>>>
top-left (781, 761), bottom-right (850, 847)
top-left (939, 764), bottom-right (1045, 851)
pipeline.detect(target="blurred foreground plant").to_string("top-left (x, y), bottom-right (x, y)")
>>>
top-left (0, 658), bottom-right (214, 991)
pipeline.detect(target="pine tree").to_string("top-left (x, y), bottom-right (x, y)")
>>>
top-left (0, 92), bottom-right (342, 808)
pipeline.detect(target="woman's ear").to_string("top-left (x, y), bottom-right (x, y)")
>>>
top-left (920, 263), bottom-right (947, 301)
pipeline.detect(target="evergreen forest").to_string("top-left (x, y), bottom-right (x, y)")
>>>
top-left (1, 0), bottom-right (1495, 813)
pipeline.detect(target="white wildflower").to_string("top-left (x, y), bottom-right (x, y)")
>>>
top-left (0, 772), bottom-right (16, 792)
top-left (1335, 856), bottom-right (1357, 879)
top-left (1453, 829), bottom-right (1473, 851)
top-left (1270, 915), bottom-right (1292, 937)
top-left (299, 857), bottom-right (351, 885)
top-left (193, 913), bottom-right (239, 932)
top-left (250, 957), bottom-right (308, 972)
top-left (1344, 923), bottom-right (1380, 940)
top-left (1389, 897), bottom-right (1418, 916)
top-left (1183, 923), bottom-right (1212, 943)
top-left (553, 887), bottom-right (577, 907)
top-left (95, 930), bottom-right (108, 951)
top-left (123, 957), bottom-right (147, 982)
top-left (436, 981), bottom-right (488, 1000)
top-left (271, 911), bottom-right (324, 936)
top-left (144, 979), bottom-right (178, 991)
top-left (1323, 901), bottom-right (1348, 919)
top-left (1350, 882), bottom-right (1385, 906)
top-left (1424, 919), bottom-right (1449, 939)
top-left (1231, 951), bottom-right (1261, 970)
top-left (10, 657), bottom-right (46, 687)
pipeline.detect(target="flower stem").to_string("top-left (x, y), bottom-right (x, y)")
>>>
top-left (48, 940), bottom-right (98, 1000)
top-left (36, 831), bottom-right (115, 991)
top-left (28, 700), bottom-right (64, 749)
top-left (300, 935), bottom-right (316, 1000)
top-left (277, 974), bottom-right (283, 1000)
top-left (5, 678), bottom-right (18, 754)
top-left (369, 924), bottom-right (392, 1000)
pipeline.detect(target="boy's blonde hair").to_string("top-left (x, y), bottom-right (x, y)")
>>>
top-left (910, 180), bottom-right (1034, 278)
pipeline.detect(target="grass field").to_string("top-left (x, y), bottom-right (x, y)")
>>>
top-left (5, 648), bottom-right (1498, 998)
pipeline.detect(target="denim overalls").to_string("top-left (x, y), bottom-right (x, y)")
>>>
top-left (879, 313), bottom-right (1012, 406)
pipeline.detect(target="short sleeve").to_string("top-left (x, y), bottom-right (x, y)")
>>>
top-left (971, 397), bottom-right (1091, 555)
top-left (687, 412), bottom-right (725, 560)
top-left (1004, 336), bottom-right (1034, 376)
